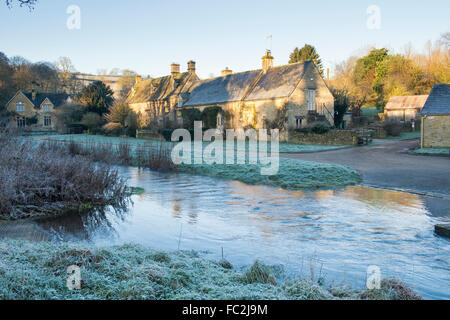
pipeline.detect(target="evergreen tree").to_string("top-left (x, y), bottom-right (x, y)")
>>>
top-left (289, 44), bottom-right (324, 76)
top-left (78, 81), bottom-right (114, 115)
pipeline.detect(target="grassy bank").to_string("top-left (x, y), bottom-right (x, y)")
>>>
top-left (0, 240), bottom-right (421, 300)
top-left (180, 158), bottom-right (361, 189)
top-left (32, 135), bottom-right (361, 189)
top-left (0, 132), bottom-right (129, 220)
top-left (32, 134), bottom-right (351, 153)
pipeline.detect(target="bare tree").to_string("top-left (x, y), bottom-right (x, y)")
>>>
top-left (5, 0), bottom-right (37, 9)
top-left (55, 57), bottom-right (79, 94)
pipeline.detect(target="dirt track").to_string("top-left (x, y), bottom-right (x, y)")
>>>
top-left (283, 139), bottom-right (450, 197)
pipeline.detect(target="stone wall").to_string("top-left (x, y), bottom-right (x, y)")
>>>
top-left (421, 115), bottom-right (450, 148)
top-left (287, 130), bottom-right (358, 146)
top-left (136, 129), bottom-right (164, 140)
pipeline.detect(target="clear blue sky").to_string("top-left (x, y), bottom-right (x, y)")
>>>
top-left (1, 0), bottom-right (448, 78)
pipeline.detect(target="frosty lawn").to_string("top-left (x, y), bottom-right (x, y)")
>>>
top-left (0, 240), bottom-right (421, 300)
top-left (414, 148), bottom-right (450, 156)
top-left (32, 134), bottom-right (351, 153)
top-left (180, 158), bottom-right (361, 189)
top-left (31, 134), bottom-right (362, 189)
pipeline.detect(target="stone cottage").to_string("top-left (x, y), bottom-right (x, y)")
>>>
top-left (127, 61), bottom-right (199, 128)
top-left (420, 83), bottom-right (450, 148)
top-left (384, 95), bottom-right (428, 121)
top-left (128, 51), bottom-right (335, 131)
top-left (5, 90), bottom-right (70, 130)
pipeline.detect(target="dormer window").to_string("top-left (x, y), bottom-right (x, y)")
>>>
top-left (16, 102), bottom-right (25, 112)
top-left (43, 104), bottom-right (52, 112)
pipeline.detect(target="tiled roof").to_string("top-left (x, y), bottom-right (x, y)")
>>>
top-left (183, 70), bottom-right (261, 107)
top-left (127, 72), bottom-right (195, 104)
top-left (421, 84), bottom-right (450, 115)
top-left (21, 91), bottom-right (69, 108)
top-left (183, 62), bottom-right (310, 107)
top-left (244, 62), bottom-right (309, 101)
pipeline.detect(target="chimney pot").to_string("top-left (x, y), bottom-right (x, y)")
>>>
top-left (262, 50), bottom-right (274, 72)
top-left (221, 68), bottom-right (233, 77)
top-left (135, 75), bottom-right (142, 84)
top-left (187, 60), bottom-right (196, 73)
top-left (171, 63), bottom-right (180, 76)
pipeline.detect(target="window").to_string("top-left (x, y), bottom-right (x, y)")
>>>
top-left (295, 116), bottom-right (304, 129)
top-left (307, 90), bottom-right (316, 111)
top-left (16, 102), bottom-right (25, 112)
top-left (16, 117), bottom-right (26, 128)
top-left (43, 104), bottom-right (52, 112)
top-left (44, 116), bottom-right (52, 127)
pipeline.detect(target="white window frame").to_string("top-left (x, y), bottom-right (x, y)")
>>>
top-left (44, 115), bottom-right (52, 127)
top-left (16, 102), bottom-right (25, 112)
top-left (307, 90), bottom-right (316, 111)
top-left (43, 104), bottom-right (52, 112)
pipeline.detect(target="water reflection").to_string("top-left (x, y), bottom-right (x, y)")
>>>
top-left (0, 166), bottom-right (448, 299)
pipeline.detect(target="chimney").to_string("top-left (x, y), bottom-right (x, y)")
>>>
top-left (221, 67), bottom-right (233, 77)
top-left (31, 88), bottom-right (37, 101)
top-left (135, 75), bottom-right (142, 84)
top-left (187, 60), bottom-right (196, 74)
top-left (262, 50), bottom-right (274, 72)
top-left (171, 63), bottom-right (180, 76)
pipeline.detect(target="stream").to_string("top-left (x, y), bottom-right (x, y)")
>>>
top-left (1, 166), bottom-right (449, 299)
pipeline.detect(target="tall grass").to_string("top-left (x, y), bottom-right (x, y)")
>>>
top-left (0, 131), bottom-right (129, 220)
top-left (40, 138), bottom-right (177, 172)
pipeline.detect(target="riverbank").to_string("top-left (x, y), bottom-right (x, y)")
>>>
top-left (0, 239), bottom-right (421, 300)
top-left (30, 135), bottom-right (362, 190)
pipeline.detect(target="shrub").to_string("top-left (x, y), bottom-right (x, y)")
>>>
top-left (0, 131), bottom-right (129, 220)
top-left (103, 122), bottom-right (124, 136)
top-left (181, 109), bottom-right (202, 130)
top-left (242, 261), bottom-right (277, 285)
top-left (82, 112), bottom-right (103, 133)
top-left (311, 124), bottom-right (330, 135)
top-left (360, 279), bottom-right (422, 300)
top-left (201, 106), bottom-right (223, 129)
top-left (382, 119), bottom-right (403, 137)
top-left (159, 128), bottom-right (175, 141)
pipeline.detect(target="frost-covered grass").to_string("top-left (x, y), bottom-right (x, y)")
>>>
top-left (31, 134), bottom-right (350, 153)
top-left (414, 148), bottom-right (450, 156)
top-left (30, 135), bottom-right (361, 189)
top-left (180, 157), bottom-right (361, 189)
top-left (0, 240), bottom-right (421, 300)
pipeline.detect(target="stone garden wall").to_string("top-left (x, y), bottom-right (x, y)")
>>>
top-left (287, 130), bottom-right (358, 146)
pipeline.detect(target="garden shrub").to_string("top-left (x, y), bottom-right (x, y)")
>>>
top-left (181, 109), bottom-right (202, 130)
top-left (382, 119), bottom-right (403, 137)
top-left (201, 106), bottom-right (223, 129)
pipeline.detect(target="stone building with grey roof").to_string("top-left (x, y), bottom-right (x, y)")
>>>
top-left (5, 89), bottom-right (70, 130)
top-left (127, 51), bottom-right (335, 132)
top-left (420, 83), bottom-right (450, 148)
top-left (127, 61), bottom-right (199, 128)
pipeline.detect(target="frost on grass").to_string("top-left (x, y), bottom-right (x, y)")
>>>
top-left (0, 133), bottom-right (129, 220)
top-left (0, 240), bottom-right (421, 300)
top-left (180, 158), bottom-right (361, 189)
top-left (32, 135), bottom-right (361, 189)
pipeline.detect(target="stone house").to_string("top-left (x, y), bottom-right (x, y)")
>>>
top-left (420, 83), bottom-right (450, 148)
top-left (128, 51), bottom-right (334, 131)
top-left (127, 61), bottom-right (199, 128)
top-left (384, 95), bottom-right (428, 122)
top-left (5, 90), bottom-right (70, 130)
